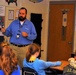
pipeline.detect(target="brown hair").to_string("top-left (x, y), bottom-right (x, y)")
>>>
top-left (0, 46), bottom-right (18, 75)
top-left (0, 42), bottom-right (9, 68)
top-left (19, 7), bottom-right (27, 14)
top-left (0, 42), bottom-right (9, 47)
top-left (26, 43), bottom-right (40, 62)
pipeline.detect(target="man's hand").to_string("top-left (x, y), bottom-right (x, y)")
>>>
top-left (22, 32), bottom-right (28, 37)
top-left (1, 28), bottom-right (6, 33)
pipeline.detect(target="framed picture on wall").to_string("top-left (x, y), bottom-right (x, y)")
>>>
top-left (8, 10), bottom-right (14, 20)
top-left (15, 9), bottom-right (19, 19)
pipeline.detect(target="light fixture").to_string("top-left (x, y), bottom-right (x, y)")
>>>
top-left (29, 0), bottom-right (43, 3)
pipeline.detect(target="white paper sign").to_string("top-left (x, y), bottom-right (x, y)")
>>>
top-left (0, 6), bottom-right (5, 16)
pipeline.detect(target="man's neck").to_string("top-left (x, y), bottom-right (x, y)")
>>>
top-left (20, 21), bottom-right (24, 25)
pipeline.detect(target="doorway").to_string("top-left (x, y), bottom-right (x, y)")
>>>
top-left (47, 1), bottom-right (75, 61)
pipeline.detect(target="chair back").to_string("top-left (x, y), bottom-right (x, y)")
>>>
top-left (22, 67), bottom-right (38, 75)
top-left (45, 68), bottom-right (57, 75)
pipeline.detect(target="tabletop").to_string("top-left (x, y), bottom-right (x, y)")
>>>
top-left (50, 60), bottom-right (69, 71)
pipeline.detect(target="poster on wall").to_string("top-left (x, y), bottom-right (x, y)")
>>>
top-left (15, 9), bottom-right (19, 19)
top-left (8, 10), bottom-right (14, 20)
top-left (0, 6), bottom-right (5, 36)
top-left (0, 6), bottom-right (5, 16)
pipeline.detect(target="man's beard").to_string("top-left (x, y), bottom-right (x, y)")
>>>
top-left (18, 16), bottom-right (26, 21)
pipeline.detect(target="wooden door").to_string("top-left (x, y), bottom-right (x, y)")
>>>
top-left (47, 3), bottom-right (75, 61)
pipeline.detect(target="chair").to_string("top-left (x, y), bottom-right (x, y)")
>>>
top-left (22, 67), bottom-right (38, 75)
top-left (45, 68), bottom-right (57, 75)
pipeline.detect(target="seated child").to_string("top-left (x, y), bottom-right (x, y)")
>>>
top-left (23, 43), bottom-right (62, 75)
top-left (0, 45), bottom-right (20, 75)
top-left (63, 54), bottom-right (76, 75)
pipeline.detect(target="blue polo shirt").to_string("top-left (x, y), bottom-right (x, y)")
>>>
top-left (4, 19), bottom-right (37, 45)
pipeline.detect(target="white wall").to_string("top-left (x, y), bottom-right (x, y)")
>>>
top-left (73, 4), bottom-right (76, 53)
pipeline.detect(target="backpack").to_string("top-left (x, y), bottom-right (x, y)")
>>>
top-left (63, 64), bottom-right (76, 75)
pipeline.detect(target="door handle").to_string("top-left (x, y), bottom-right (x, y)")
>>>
top-left (68, 42), bottom-right (72, 44)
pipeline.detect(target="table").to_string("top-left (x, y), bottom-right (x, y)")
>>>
top-left (51, 60), bottom-right (69, 71)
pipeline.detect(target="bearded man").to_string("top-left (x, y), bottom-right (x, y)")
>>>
top-left (1, 7), bottom-right (37, 69)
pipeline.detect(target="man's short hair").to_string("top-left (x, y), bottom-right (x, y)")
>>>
top-left (20, 7), bottom-right (27, 14)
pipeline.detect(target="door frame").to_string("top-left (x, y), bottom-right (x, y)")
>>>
top-left (47, 1), bottom-right (76, 60)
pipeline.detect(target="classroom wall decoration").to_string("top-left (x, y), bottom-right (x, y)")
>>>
top-left (8, 10), bottom-right (14, 20)
top-left (0, 6), bottom-right (5, 42)
top-left (0, 6), bottom-right (5, 30)
top-left (29, 0), bottom-right (43, 3)
top-left (6, 0), bottom-right (17, 6)
top-left (62, 9), bottom-right (69, 40)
